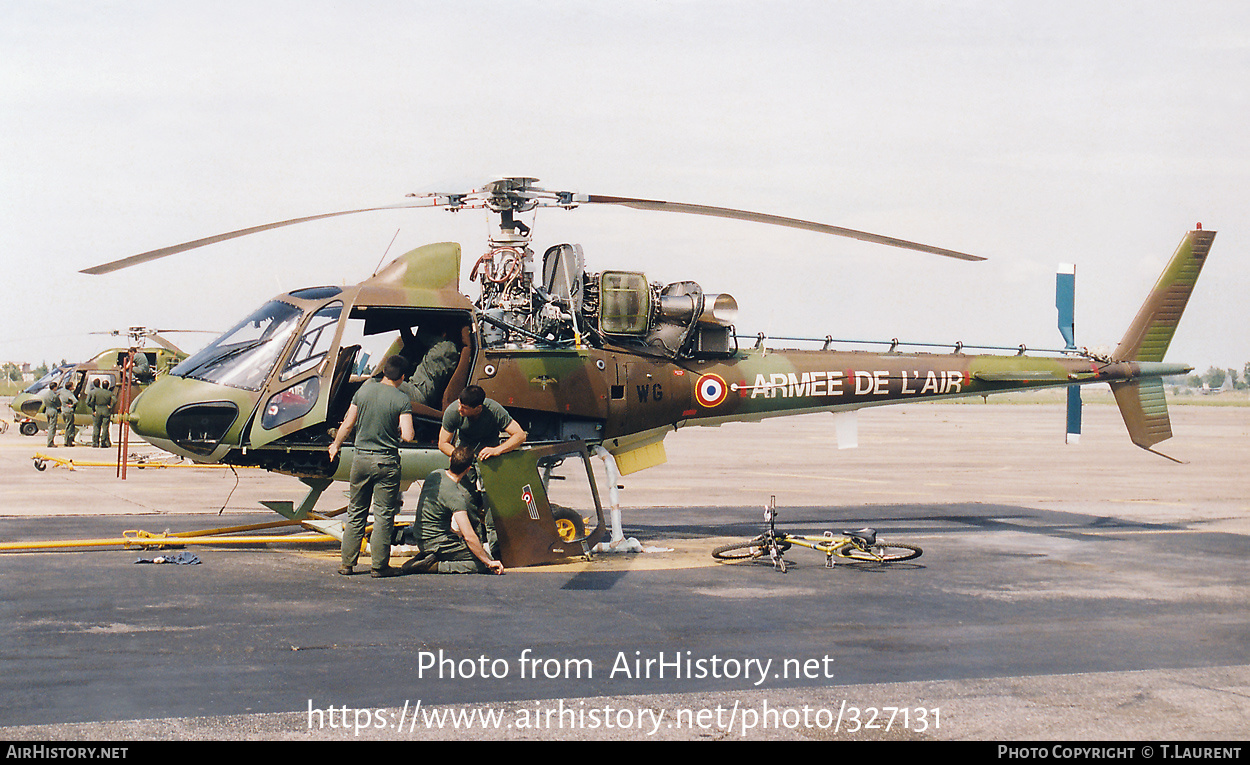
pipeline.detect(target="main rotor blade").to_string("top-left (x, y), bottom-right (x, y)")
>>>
top-left (582, 195), bottom-right (986, 262)
top-left (80, 199), bottom-right (443, 275)
top-left (143, 332), bottom-right (186, 354)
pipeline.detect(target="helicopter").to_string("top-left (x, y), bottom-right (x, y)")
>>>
top-left (79, 178), bottom-right (1212, 564)
top-left (9, 329), bottom-right (191, 439)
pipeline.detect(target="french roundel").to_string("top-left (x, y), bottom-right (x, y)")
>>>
top-left (695, 374), bottom-right (728, 407)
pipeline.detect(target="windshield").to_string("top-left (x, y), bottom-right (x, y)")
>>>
top-left (23, 365), bottom-right (72, 394)
top-left (172, 300), bottom-right (302, 391)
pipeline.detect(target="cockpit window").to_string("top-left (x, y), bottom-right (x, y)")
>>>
top-left (172, 300), bottom-right (302, 391)
top-left (23, 365), bottom-right (72, 394)
top-left (280, 301), bottom-right (342, 381)
top-left (289, 286), bottom-right (343, 300)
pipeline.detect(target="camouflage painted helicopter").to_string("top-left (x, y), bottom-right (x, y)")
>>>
top-left (80, 178), bottom-right (1212, 563)
top-left (10, 329), bottom-right (190, 438)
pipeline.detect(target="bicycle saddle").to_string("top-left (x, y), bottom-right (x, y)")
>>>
top-left (844, 528), bottom-right (877, 547)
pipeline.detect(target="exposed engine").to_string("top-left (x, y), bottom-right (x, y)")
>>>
top-left (471, 242), bottom-right (738, 359)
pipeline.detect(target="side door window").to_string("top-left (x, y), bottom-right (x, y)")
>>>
top-left (83, 372), bottom-right (115, 406)
top-left (248, 300), bottom-right (344, 447)
top-left (281, 302), bottom-right (343, 382)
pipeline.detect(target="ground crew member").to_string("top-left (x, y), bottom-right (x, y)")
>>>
top-left (58, 382), bottom-right (79, 447)
top-left (400, 323), bottom-right (472, 420)
top-left (409, 446), bottom-right (504, 575)
top-left (87, 380), bottom-right (114, 448)
top-left (39, 381), bottom-right (60, 448)
top-left (328, 356), bottom-right (414, 578)
top-left (437, 384), bottom-right (526, 512)
top-left (437, 385), bottom-right (526, 463)
top-left (434, 385), bottom-right (527, 551)
top-left (132, 351), bottom-right (153, 383)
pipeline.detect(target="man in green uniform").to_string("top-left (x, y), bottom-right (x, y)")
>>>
top-left (58, 382), bottom-right (79, 447)
top-left (87, 380), bottom-right (115, 448)
top-left (131, 351), bottom-right (153, 383)
top-left (434, 385), bottom-right (526, 553)
top-left (437, 385), bottom-right (526, 463)
top-left (328, 356), bottom-right (414, 578)
top-left (411, 446), bottom-right (504, 575)
top-left (438, 383), bottom-right (527, 507)
top-left (39, 381), bottom-right (61, 448)
top-left (400, 323), bottom-right (472, 419)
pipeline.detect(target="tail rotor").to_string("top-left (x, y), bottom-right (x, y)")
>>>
top-left (1056, 263), bottom-right (1081, 444)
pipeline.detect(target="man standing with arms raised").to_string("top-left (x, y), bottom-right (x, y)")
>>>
top-left (329, 356), bottom-right (414, 578)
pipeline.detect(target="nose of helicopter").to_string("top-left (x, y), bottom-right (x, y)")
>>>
top-left (129, 375), bottom-right (253, 459)
top-left (11, 393), bottom-right (40, 418)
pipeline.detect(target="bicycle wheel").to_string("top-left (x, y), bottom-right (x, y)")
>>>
top-left (712, 537), bottom-right (767, 560)
top-left (711, 535), bottom-right (791, 560)
top-left (838, 543), bottom-right (922, 562)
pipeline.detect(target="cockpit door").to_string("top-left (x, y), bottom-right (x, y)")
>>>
top-left (246, 300), bottom-right (344, 449)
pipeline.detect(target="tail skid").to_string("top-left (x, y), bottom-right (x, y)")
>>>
top-left (1109, 227), bottom-right (1214, 458)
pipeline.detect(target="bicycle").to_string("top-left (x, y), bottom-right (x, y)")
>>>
top-left (711, 496), bottom-right (922, 572)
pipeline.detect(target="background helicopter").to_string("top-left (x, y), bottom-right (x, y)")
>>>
top-left (9, 328), bottom-right (195, 439)
top-left (80, 178), bottom-right (1211, 561)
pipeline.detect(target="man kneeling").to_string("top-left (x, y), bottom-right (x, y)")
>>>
top-left (410, 446), bottom-right (505, 575)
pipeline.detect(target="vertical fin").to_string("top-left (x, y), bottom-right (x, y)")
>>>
top-left (1113, 229), bottom-right (1216, 362)
top-left (1111, 378), bottom-right (1172, 448)
top-left (1107, 228), bottom-right (1213, 459)
top-left (1110, 379), bottom-right (1184, 462)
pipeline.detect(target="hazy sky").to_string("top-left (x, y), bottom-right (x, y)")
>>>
top-left (3, 1), bottom-right (1247, 375)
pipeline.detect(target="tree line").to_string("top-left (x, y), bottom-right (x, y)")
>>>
top-left (1185, 363), bottom-right (1250, 391)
